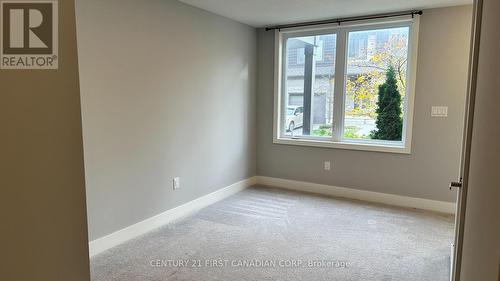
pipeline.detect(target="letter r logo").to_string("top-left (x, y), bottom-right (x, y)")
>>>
top-left (1, 1), bottom-right (58, 69)
top-left (2, 2), bottom-right (54, 54)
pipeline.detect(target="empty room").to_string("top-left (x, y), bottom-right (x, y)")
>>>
top-left (2, 0), bottom-right (500, 281)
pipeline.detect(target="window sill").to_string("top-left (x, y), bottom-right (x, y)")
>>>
top-left (273, 137), bottom-right (411, 154)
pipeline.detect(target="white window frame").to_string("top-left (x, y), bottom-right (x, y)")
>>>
top-left (273, 16), bottom-right (420, 154)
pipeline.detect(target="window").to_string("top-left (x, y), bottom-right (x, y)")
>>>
top-left (274, 19), bottom-right (418, 153)
top-left (284, 34), bottom-right (336, 137)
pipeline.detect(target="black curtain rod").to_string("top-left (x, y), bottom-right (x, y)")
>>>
top-left (265, 10), bottom-right (423, 31)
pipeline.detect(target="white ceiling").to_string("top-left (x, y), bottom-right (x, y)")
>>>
top-left (178, 0), bottom-right (472, 27)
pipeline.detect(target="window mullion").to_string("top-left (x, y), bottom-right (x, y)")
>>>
top-left (332, 30), bottom-right (347, 142)
top-left (279, 33), bottom-right (288, 139)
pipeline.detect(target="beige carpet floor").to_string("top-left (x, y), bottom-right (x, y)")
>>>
top-left (91, 185), bottom-right (455, 281)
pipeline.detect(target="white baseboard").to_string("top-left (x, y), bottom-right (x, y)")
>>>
top-left (88, 176), bottom-right (258, 257)
top-left (256, 176), bottom-right (455, 214)
top-left (89, 175), bottom-right (454, 256)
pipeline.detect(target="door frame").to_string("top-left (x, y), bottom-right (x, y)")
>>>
top-left (451, 0), bottom-right (483, 280)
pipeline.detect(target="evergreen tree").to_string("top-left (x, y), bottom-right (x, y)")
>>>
top-left (370, 66), bottom-right (403, 141)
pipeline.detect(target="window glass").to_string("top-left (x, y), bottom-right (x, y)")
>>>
top-left (343, 27), bottom-right (410, 141)
top-left (284, 34), bottom-right (337, 137)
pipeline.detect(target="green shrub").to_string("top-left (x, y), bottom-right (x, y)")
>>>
top-left (370, 66), bottom-right (403, 141)
top-left (312, 128), bottom-right (332, 137)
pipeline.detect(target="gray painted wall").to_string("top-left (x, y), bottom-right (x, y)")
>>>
top-left (460, 0), bottom-right (500, 280)
top-left (0, 0), bottom-right (91, 280)
top-left (76, 0), bottom-right (257, 241)
top-left (257, 5), bottom-right (472, 203)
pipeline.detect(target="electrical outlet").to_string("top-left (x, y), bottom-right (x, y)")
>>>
top-left (324, 161), bottom-right (331, 171)
top-left (173, 177), bottom-right (180, 190)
